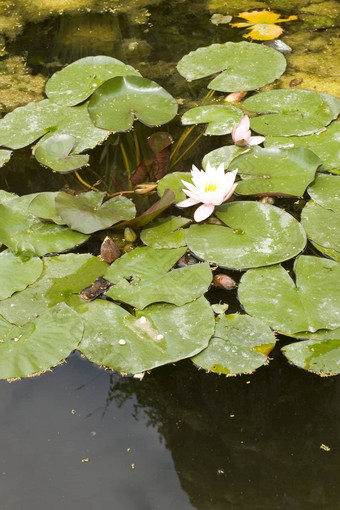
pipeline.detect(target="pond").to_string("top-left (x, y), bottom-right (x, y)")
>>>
top-left (0, 0), bottom-right (339, 508)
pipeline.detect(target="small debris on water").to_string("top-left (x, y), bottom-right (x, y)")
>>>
top-left (71, 409), bottom-right (76, 415)
top-left (81, 458), bottom-right (89, 463)
top-left (119, 339), bottom-right (127, 345)
top-left (131, 463), bottom-right (135, 469)
top-left (320, 444), bottom-right (330, 451)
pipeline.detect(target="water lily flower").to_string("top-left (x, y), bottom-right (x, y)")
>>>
top-left (232, 115), bottom-right (265, 147)
top-left (177, 163), bottom-right (238, 222)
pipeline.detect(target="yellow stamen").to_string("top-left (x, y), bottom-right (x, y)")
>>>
top-left (205, 182), bottom-right (218, 192)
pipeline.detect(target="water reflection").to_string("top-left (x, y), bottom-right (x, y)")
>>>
top-left (109, 351), bottom-right (340, 509)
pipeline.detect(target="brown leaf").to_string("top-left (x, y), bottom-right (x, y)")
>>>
top-left (80, 277), bottom-right (111, 301)
top-left (100, 236), bottom-right (121, 263)
top-left (213, 274), bottom-right (237, 290)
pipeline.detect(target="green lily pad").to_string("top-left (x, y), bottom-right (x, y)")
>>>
top-left (0, 250), bottom-right (43, 301)
top-left (294, 328), bottom-right (340, 342)
top-left (0, 149), bottom-right (12, 167)
top-left (35, 134), bottom-right (89, 173)
top-left (105, 246), bottom-right (212, 309)
top-left (28, 192), bottom-right (65, 225)
top-left (0, 193), bottom-right (89, 256)
top-left (192, 313), bottom-right (277, 375)
top-left (244, 90), bottom-right (340, 136)
top-left (202, 146), bottom-right (249, 170)
top-left (0, 253), bottom-right (108, 326)
top-left (0, 100), bottom-right (109, 152)
top-left (0, 303), bottom-right (84, 379)
top-left (282, 339), bottom-right (340, 376)
top-left (55, 191), bottom-right (136, 234)
top-left (301, 201), bottom-right (340, 261)
top-left (238, 255), bottom-right (340, 335)
top-left (307, 174), bottom-right (340, 213)
top-left (78, 296), bottom-right (215, 374)
top-left (229, 147), bottom-right (321, 196)
top-left (177, 41), bottom-right (286, 92)
top-left (45, 55), bottom-right (141, 106)
top-left (157, 172), bottom-right (193, 202)
top-left (140, 216), bottom-right (190, 249)
top-left (186, 201), bottom-right (306, 269)
top-left (264, 121), bottom-right (340, 173)
top-left (88, 75), bottom-right (178, 131)
top-left (118, 189), bottom-right (176, 229)
top-left (181, 105), bottom-right (243, 135)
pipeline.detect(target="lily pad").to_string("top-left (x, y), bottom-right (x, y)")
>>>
top-left (45, 55), bottom-right (141, 106)
top-left (157, 173), bottom-right (193, 202)
top-left (0, 149), bottom-right (12, 167)
top-left (186, 201), bottom-right (306, 269)
top-left (177, 41), bottom-right (286, 92)
top-left (0, 253), bottom-right (108, 326)
top-left (78, 296), bottom-right (215, 374)
top-left (117, 189), bottom-right (176, 229)
top-left (238, 255), bottom-right (340, 335)
top-left (28, 192), bottom-right (65, 225)
top-left (192, 313), bottom-right (277, 375)
top-left (264, 121), bottom-right (340, 173)
top-left (181, 105), bottom-right (243, 135)
top-left (105, 246), bottom-right (212, 309)
top-left (244, 90), bottom-right (340, 136)
top-left (0, 250), bottom-right (43, 301)
top-left (282, 339), bottom-right (340, 376)
top-left (35, 134), bottom-right (89, 173)
top-left (88, 75), bottom-right (178, 131)
top-left (0, 193), bottom-right (89, 256)
top-left (229, 147), bottom-right (321, 196)
top-left (307, 174), bottom-right (340, 213)
top-left (140, 216), bottom-right (190, 249)
top-left (0, 100), bottom-right (109, 153)
top-left (202, 146), bottom-right (249, 171)
top-left (55, 191), bottom-right (136, 234)
top-left (301, 201), bottom-right (340, 261)
top-left (0, 303), bottom-right (84, 380)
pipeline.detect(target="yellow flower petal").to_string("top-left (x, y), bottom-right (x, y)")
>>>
top-left (235, 10), bottom-right (297, 25)
top-left (243, 23), bottom-right (284, 40)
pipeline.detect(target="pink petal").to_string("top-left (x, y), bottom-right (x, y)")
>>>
top-left (248, 136), bottom-right (266, 146)
top-left (194, 203), bottom-right (215, 222)
top-left (177, 197), bottom-right (200, 208)
top-left (223, 182), bottom-right (238, 201)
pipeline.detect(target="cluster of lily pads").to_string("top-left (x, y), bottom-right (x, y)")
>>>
top-left (0, 39), bottom-right (339, 380)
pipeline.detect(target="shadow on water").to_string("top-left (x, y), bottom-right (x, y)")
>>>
top-left (1, 349), bottom-right (339, 510)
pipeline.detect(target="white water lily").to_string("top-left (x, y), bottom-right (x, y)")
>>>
top-left (177, 163), bottom-right (238, 222)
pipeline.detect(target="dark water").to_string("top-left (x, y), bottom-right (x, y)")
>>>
top-left (1, 1), bottom-right (340, 508)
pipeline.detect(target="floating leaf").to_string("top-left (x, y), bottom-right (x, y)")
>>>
top-left (192, 313), bottom-right (276, 375)
top-left (0, 149), bottom-right (12, 167)
top-left (0, 250), bottom-right (43, 301)
top-left (28, 192), bottom-right (65, 225)
top-left (238, 256), bottom-right (340, 335)
top-left (0, 193), bottom-right (89, 256)
top-left (177, 41), bottom-right (286, 92)
top-left (186, 201), bottom-right (306, 269)
top-left (229, 147), bottom-right (320, 196)
top-left (231, 10), bottom-right (297, 41)
top-left (55, 191), bottom-right (136, 234)
top-left (140, 216), bottom-right (190, 249)
top-left (181, 105), bottom-right (243, 135)
top-left (45, 55), bottom-right (141, 106)
top-left (35, 134), bottom-right (89, 173)
top-left (264, 121), bottom-right (340, 173)
top-left (105, 246), bottom-right (212, 309)
top-left (282, 339), bottom-right (340, 376)
top-left (78, 296), bottom-right (215, 374)
top-left (202, 145), bottom-right (249, 170)
top-left (88, 75), bottom-right (178, 131)
top-left (0, 100), bottom-right (109, 152)
top-left (307, 174), bottom-right (340, 213)
top-left (244, 90), bottom-right (340, 136)
top-left (301, 201), bottom-right (340, 261)
top-left (157, 173), bottom-right (193, 202)
top-left (0, 303), bottom-right (83, 379)
top-left (0, 253), bottom-right (108, 326)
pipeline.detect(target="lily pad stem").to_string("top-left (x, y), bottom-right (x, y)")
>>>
top-left (120, 141), bottom-right (132, 190)
top-left (75, 170), bottom-right (100, 191)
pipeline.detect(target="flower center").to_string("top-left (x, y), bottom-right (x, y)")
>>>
top-left (204, 182), bottom-right (218, 192)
